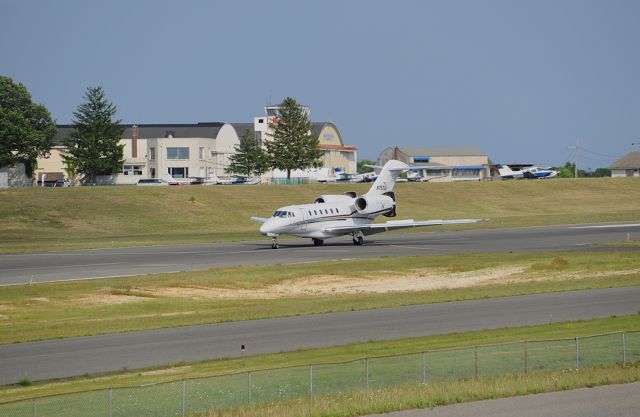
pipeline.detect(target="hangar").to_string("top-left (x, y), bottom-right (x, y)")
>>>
top-left (38, 111), bottom-right (355, 185)
top-left (377, 146), bottom-right (491, 182)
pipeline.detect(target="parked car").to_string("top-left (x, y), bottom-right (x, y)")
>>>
top-left (137, 178), bottom-right (169, 186)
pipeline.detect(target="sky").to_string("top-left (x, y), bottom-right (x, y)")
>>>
top-left (1, 0), bottom-right (639, 168)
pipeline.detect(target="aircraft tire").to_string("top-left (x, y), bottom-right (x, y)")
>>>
top-left (312, 238), bottom-right (324, 246)
top-left (357, 236), bottom-right (364, 245)
top-left (272, 242), bottom-right (279, 249)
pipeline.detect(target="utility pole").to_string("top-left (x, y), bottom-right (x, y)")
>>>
top-left (574, 137), bottom-right (579, 178)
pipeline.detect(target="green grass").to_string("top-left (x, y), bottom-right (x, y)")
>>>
top-left (0, 314), bottom-right (640, 415)
top-left (1, 177), bottom-right (639, 253)
top-left (1, 314), bottom-right (638, 403)
top-left (1, 251), bottom-right (639, 344)
top-left (202, 364), bottom-right (640, 417)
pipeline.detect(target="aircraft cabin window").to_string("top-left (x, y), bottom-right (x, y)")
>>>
top-left (314, 210), bottom-right (317, 215)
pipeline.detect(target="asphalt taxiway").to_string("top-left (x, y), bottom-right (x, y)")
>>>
top-left (0, 286), bottom-right (638, 385)
top-left (1, 222), bottom-right (639, 285)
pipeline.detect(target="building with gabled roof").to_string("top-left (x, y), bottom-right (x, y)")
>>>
top-left (377, 146), bottom-right (491, 182)
top-left (609, 152), bottom-right (640, 177)
top-left (38, 114), bottom-right (355, 184)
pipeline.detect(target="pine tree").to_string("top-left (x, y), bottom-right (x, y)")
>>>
top-left (225, 129), bottom-right (268, 177)
top-left (265, 97), bottom-right (323, 179)
top-left (62, 86), bottom-right (124, 184)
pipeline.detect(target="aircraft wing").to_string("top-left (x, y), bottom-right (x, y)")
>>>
top-left (250, 216), bottom-right (269, 223)
top-left (323, 218), bottom-right (484, 236)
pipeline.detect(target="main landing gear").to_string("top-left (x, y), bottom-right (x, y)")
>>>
top-left (352, 232), bottom-right (364, 246)
top-left (312, 238), bottom-right (324, 246)
top-left (271, 237), bottom-right (279, 249)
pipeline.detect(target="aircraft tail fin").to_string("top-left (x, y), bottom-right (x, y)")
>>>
top-left (366, 160), bottom-right (409, 195)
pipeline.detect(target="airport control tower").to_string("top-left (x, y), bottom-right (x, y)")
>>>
top-left (253, 103), bottom-right (311, 146)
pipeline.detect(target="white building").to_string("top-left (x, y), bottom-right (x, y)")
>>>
top-left (40, 107), bottom-right (355, 184)
top-left (609, 152), bottom-right (640, 177)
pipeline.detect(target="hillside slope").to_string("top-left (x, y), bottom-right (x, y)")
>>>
top-left (0, 178), bottom-right (638, 252)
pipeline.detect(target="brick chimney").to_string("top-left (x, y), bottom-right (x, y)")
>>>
top-left (131, 125), bottom-right (138, 158)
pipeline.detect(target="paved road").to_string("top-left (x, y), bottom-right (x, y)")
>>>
top-left (1, 222), bottom-right (639, 285)
top-left (1, 287), bottom-right (638, 385)
top-left (366, 382), bottom-right (640, 417)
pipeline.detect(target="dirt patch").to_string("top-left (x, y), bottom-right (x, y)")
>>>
top-left (78, 294), bottom-right (149, 305)
top-left (139, 265), bottom-right (530, 300)
top-left (29, 297), bottom-right (49, 302)
top-left (0, 314), bottom-right (8, 320)
top-left (0, 305), bottom-right (14, 311)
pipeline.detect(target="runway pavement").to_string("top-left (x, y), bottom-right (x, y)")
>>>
top-left (365, 382), bottom-right (640, 417)
top-left (1, 222), bottom-right (639, 285)
top-left (1, 286), bottom-right (638, 385)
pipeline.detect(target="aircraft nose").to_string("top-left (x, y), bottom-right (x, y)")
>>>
top-left (260, 221), bottom-right (272, 235)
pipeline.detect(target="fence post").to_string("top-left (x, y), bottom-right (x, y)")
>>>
top-left (33, 398), bottom-right (36, 417)
top-left (575, 337), bottom-right (580, 372)
top-left (182, 379), bottom-right (186, 417)
top-left (365, 357), bottom-right (369, 391)
top-left (308, 365), bottom-right (313, 417)
top-left (524, 341), bottom-right (528, 375)
top-left (622, 332), bottom-right (626, 367)
top-left (109, 388), bottom-right (112, 417)
top-left (474, 346), bottom-right (478, 379)
top-left (247, 371), bottom-right (252, 404)
top-left (421, 351), bottom-right (426, 384)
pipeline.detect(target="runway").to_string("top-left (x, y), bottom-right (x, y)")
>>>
top-left (366, 382), bottom-right (640, 417)
top-left (1, 222), bottom-right (639, 285)
top-left (0, 287), bottom-right (638, 385)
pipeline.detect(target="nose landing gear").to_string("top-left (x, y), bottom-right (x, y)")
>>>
top-left (271, 237), bottom-right (279, 249)
top-left (352, 232), bottom-right (364, 246)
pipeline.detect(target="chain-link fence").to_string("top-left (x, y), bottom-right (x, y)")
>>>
top-left (1, 331), bottom-right (638, 417)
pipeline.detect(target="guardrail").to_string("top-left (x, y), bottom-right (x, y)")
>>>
top-left (1, 330), bottom-right (638, 417)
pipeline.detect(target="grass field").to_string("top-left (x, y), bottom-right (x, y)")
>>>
top-left (1, 315), bottom-right (638, 411)
top-left (1, 177), bottom-right (639, 253)
top-left (1, 251), bottom-right (639, 344)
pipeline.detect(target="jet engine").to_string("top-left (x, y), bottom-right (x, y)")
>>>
top-left (314, 192), bottom-right (357, 204)
top-left (354, 193), bottom-right (396, 217)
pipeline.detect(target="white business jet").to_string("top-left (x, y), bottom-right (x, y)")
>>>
top-left (251, 160), bottom-right (483, 249)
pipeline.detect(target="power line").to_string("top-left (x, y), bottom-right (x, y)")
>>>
top-left (579, 146), bottom-right (624, 159)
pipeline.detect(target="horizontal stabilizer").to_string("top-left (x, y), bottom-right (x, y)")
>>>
top-left (250, 216), bottom-right (269, 223)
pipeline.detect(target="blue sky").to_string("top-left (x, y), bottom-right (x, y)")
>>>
top-left (1, 0), bottom-right (639, 167)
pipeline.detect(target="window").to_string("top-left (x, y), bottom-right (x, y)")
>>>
top-left (122, 165), bottom-right (143, 175)
top-left (199, 147), bottom-right (205, 160)
top-left (168, 167), bottom-right (188, 178)
top-left (167, 147), bottom-right (189, 160)
top-left (272, 211), bottom-right (294, 218)
top-left (308, 211), bottom-right (311, 216)
top-left (314, 210), bottom-right (317, 215)
top-left (150, 147), bottom-right (156, 161)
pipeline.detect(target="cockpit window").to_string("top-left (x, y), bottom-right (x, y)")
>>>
top-left (272, 211), bottom-right (294, 218)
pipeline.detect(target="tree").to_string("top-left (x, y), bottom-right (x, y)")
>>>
top-left (225, 129), bottom-right (268, 177)
top-left (357, 159), bottom-right (376, 173)
top-left (62, 86), bottom-right (124, 184)
top-left (264, 97), bottom-right (323, 179)
top-left (0, 76), bottom-right (56, 176)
